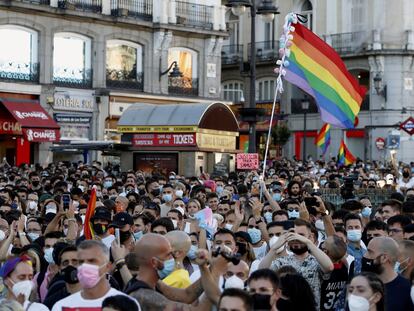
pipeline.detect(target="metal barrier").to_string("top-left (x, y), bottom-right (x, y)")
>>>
top-left (319, 188), bottom-right (394, 209)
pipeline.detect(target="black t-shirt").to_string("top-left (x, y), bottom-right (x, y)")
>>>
top-left (385, 275), bottom-right (414, 311)
top-left (43, 284), bottom-right (69, 309)
top-left (320, 262), bottom-right (348, 311)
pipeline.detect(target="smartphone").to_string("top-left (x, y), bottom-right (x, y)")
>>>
top-left (62, 193), bottom-right (71, 210)
top-left (304, 197), bottom-right (318, 208)
top-left (115, 228), bottom-right (120, 245)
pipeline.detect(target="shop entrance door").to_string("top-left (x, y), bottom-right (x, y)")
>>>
top-left (6, 148), bottom-right (15, 166)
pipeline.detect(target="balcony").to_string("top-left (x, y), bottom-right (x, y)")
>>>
top-left (0, 61), bottom-right (39, 83)
top-left (110, 0), bottom-right (152, 21)
top-left (18, 0), bottom-right (50, 4)
top-left (328, 32), bottom-right (368, 55)
top-left (248, 41), bottom-right (279, 62)
top-left (176, 1), bottom-right (213, 30)
top-left (168, 77), bottom-right (198, 96)
top-left (53, 67), bottom-right (93, 89)
top-left (58, 0), bottom-right (102, 13)
top-left (221, 44), bottom-right (243, 65)
top-left (106, 69), bottom-right (143, 91)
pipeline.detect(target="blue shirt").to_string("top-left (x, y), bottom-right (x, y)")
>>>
top-left (347, 243), bottom-right (366, 275)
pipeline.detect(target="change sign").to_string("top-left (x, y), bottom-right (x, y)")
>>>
top-left (237, 153), bottom-right (259, 170)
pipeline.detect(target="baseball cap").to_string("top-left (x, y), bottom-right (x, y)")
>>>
top-left (110, 212), bottom-right (133, 228)
top-left (235, 231), bottom-right (252, 244)
top-left (92, 207), bottom-right (112, 222)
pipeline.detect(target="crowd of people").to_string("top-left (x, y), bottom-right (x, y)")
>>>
top-left (0, 158), bottom-right (412, 310)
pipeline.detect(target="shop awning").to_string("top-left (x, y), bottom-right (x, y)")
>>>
top-left (0, 99), bottom-right (60, 142)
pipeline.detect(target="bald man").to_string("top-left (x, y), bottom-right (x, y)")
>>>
top-left (362, 237), bottom-right (414, 311)
top-left (127, 233), bottom-right (223, 310)
top-left (398, 240), bottom-right (414, 280)
top-left (163, 231), bottom-right (192, 288)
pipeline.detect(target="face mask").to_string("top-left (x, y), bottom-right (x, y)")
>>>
top-left (0, 229), bottom-right (5, 242)
top-left (171, 219), bottom-right (178, 229)
top-left (138, 189), bottom-right (146, 196)
top-left (175, 190), bottom-right (184, 198)
top-left (156, 257), bottom-right (175, 279)
top-left (272, 193), bottom-right (281, 202)
top-left (27, 232), bottom-right (40, 241)
top-left (361, 256), bottom-right (383, 274)
top-left (252, 293), bottom-right (272, 310)
top-left (93, 223), bottom-right (107, 235)
top-left (133, 230), bottom-right (143, 241)
top-left (104, 181), bottom-right (113, 188)
top-left (395, 257), bottom-right (409, 274)
top-left (28, 201), bottom-right (37, 212)
top-left (72, 201), bottom-right (80, 209)
top-left (315, 219), bottom-right (325, 231)
top-left (288, 210), bottom-right (300, 219)
top-left (10, 280), bottom-right (33, 301)
top-left (320, 180), bottom-right (327, 186)
top-left (11, 202), bottom-right (18, 209)
top-left (403, 172), bottom-right (410, 178)
top-left (347, 229), bottom-right (362, 242)
top-left (32, 181), bottom-right (40, 187)
top-left (348, 294), bottom-right (370, 311)
top-left (162, 194), bottom-right (173, 202)
top-left (63, 228), bottom-right (68, 236)
top-left (269, 236), bottom-right (284, 253)
top-left (216, 186), bottom-right (224, 194)
top-left (264, 212), bottom-right (273, 224)
top-left (187, 245), bottom-right (198, 260)
top-left (224, 275), bottom-right (245, 289)
top-left (151, 188), bottom-right (161, 197)
top-left (44, 247), bottom-right (54, 264)
top-left (224, 223), bottom-right (233, 231)
top-left (248, 228), bottom-right (262, 244)
top-left (61, 265), bottom-right (79, 284)
top-left (81, 215), bottom-right (86, 224)
top-left (361, 206), bottom-right (372, 218)
top-left (411, 286), bottom-right (414, 304)
top-left (77, 263), bottom-right (105, 289)
top-left (45, 204), bottom-right (57, 214)
top-left (236, 242), bottom-right (247, 256)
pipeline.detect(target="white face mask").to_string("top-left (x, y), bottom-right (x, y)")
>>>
top-left (45, 204), bottom-right (57, 214)
top-left (224, 223), bottom-right (233, 231)
top-left (224, 275), bottom-right (245, 289)
top-left (315, 219), bottom-right (325, 231)
top-left (171, 219), bottom-right (178, 229)
top-left (27, 201), bottom-right (38, 212)
top-left (175, 190), bottom-right (184, 198)
top-left (411, 286), bottom-right (414, 305)
top-left (11, 279), bottom-right (33, 301)
top-left (348, 294), bottom-right (370, 311)
top-left (0, 229), bottom-right (5, 242)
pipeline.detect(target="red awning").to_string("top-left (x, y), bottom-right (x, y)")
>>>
top-left (0, 99), bottom-right (60, 142)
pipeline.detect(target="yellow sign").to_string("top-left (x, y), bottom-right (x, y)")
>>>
top-left (197, 133), bottom-right (236, 150)
top-left (117, 125), bottom-right (197, 133)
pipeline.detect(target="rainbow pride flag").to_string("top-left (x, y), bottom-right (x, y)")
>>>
top-left (338, 139), bottom-right (356, 166)
top-left (284, 22), bottom-right (366, 129)
top-left (315, 123), bottom-right (331, 155)
top-left (84, 187), bottom-right (97, 240)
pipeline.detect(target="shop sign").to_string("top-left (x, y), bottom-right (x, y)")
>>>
top-left (118, 125), bottom-right (197, 133)
top-left (236, 153), bottom-right (259, 170)
top-left (54, 94), bottom-right (94, 112)
top-left (54, 114), bottom-right (91, 124)
top-left (23, 128), bottom-right (60, 142)
top-left (197, 133), bottom-right (236, 150)
top-left (400, 117), bottom-right (414, 135)
top-left (132, 133), bottom-right (196, 147)
top-left (0, 120), bottom-right (22, 134)
top-left (14, 110), bottom-right (49, 121)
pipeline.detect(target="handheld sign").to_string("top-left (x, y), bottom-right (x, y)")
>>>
top-left (237, 153), bottom-right (259, 170)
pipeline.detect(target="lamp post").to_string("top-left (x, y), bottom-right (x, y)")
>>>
top-left (301, 98), bottom-right (310, 161)
top-left (226, 0), bottom-right (279, 153)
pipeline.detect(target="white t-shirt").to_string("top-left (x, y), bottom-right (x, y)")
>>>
top-left (24, 301), bottom-right (49, 311)
top-left (52, 287), bottom-right (141, 311)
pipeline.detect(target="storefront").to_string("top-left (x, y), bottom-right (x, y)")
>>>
top-left (117, 102), bottom-right (239, 176)
top-left (0, 98), bottom-right (60, 165)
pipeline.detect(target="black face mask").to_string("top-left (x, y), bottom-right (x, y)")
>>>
top-left (403, 172), bottom-right (410, 178)
top-left (236, 242), bottom-right (247, 256)
top-left (61, 265), bottom-right (78, 284)
top-left (151, 189), bottom-right (160, 197)
top-left (93, 223), bottom-right (107, 235)
top-left (361, 256), bottom-right (383, 274)
top-left (277, 298), bottom-right (293, 311)
top-left (120, 230), bottom-right (131, 244)
top-left (31, 181), bottom-right (40, 187)
top-left (138, 189), bottom-right (146, 196)
top-left (11, 247), bottom-right (21, 255)
top-left (252, 293), bottom-right (272, 310)
top-left (290, 245), bottom-right (308, 255)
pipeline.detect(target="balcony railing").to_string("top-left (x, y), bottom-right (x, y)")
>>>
top-left (176, 1), bottom-right (213, 29)
top-left (248, 40), bottom-right (279, 62)
top-left (329, 31), bottom-right (367, 55)
top-left (58, 0), bottom-right (102, 13)
top-left (106, 69), bottom-right (144, 91)
top-left (53, 67), bottom-right (93, 89)
top-left (168, 77), bottom-right (198, 96)
top-left (110, 0), bottom-right (152, 21)
top-left (221, 44), bottom-right (243, 65)
top-left (18, 0), bottom-right (50, 4)
top-left (0, 61), bottom-right (39, 83)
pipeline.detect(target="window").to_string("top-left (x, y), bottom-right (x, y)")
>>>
top-left (222, 81), bottom-right (244, 102)
top-left (0, 26), bottom-right (38, 82)
top-left (167, 47), bottom-right (198, 95)
top-left (256, 78), bottom-right (276, 101)
top-left (227, 13), bottom-right (240, 47)
top-left (351, 0), bottom-right (367, 32)
top-left (106, 40), bottom-right (143, 90)
top-left (301, 0), bottom-right (313, 30)
top-left (53, 33), bottom-right (92, 87)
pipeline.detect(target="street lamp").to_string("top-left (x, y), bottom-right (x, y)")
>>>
top-left (226, 0), bottom-right (279, 153)
top-left (301, 98), bottom-right (310, 161)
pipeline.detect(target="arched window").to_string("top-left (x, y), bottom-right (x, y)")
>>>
top-left (167, 47), bottom-right (198, 95)
top-left (301, 0), bottom-right (313, 30)
top-left (53, 33), bottom-right (92, 88)
top-left (222, 81), bottom-right (244, 102)
top-left (256, 78), bottom-right (276, 101)
top-left (106, 40), bottom-right (143, 90)
top-left (350, 69), bottom-right (369, 110)
top-left (0, 26), bottom-right (38, 82)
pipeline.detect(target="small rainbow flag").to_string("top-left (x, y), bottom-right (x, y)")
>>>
top-left (84, 187), bottom-right (97, 240)
top-left (338, 139), bottom-right (356, 166)
top-left (283, 22), bottom-right (366, 129)
top-left (315, 123), bottom-right (331, 155)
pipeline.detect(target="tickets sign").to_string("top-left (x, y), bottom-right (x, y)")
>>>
top-left (132, 133), bottom-right (196, 147)
top-left (236, 153), bottom-right (259, 170)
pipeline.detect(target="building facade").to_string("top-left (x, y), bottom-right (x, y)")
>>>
top-left (0, 0), bottom-right (226, 165)
top-left (221, 0), bottom-right (414, 163)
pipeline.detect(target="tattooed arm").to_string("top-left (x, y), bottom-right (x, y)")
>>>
top-left (156, 278), bottom-right (204, 304)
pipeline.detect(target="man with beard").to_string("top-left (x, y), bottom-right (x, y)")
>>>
top-left (259, 219), bottom-right (333, 310)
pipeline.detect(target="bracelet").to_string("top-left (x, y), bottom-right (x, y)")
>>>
top-left (18, 232), bottom-right (26, 236)
top-left (114, 258), bottom-right (125, 266)
top-left (116, 261), bottom-right (126, 270)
